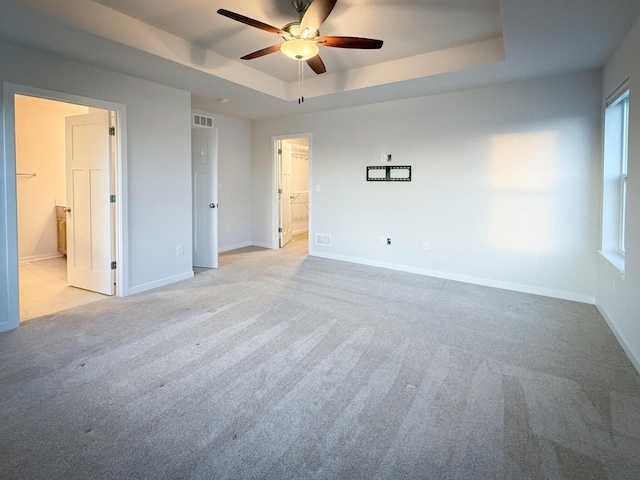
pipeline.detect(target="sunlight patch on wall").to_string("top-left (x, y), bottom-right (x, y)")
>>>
top-left (489, 131), bottom-right (558, 252)
top-left (490, 132), bottom-right (558, 191)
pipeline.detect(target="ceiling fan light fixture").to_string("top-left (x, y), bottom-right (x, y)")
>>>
top-left (280, 39), bottom-right (319, 60)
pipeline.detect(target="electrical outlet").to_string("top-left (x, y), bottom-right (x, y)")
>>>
top-left (380, 154), bottom-right (392, 163)
top-left (423, 241), bottom-right (430, 251)
top-left (380, 236), bottom-right (386, 245)
top-left (176, 244), bottom-right (184, 256)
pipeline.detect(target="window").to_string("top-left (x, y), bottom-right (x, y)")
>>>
top-left (601, 86), bottom-right (630, 274)
top-left (620, 95), bottom-right (629, 253)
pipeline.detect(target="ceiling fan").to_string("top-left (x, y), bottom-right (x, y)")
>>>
top-left (217, 0), bottom-right (384, 77)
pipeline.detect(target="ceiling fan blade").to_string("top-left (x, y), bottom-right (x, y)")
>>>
top-left (316, 36), bottom-right (384, 49)
top-left (241, 44), bottom-right (283, 60)
top-left (217, 9), bottom-right (282, 35)
top-left (306, 55), bottom-right (327, 74)
top-left (300, 0), bottom-right (337, 36)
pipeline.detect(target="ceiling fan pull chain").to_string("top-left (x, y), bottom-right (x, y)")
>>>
top-left (298, 58), bottom-right (304, 104)
top-left (299, 59), bottom-right (301, 103)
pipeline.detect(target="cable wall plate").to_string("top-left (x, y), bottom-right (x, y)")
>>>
top-left (366, 165), bottom-right (411, 182)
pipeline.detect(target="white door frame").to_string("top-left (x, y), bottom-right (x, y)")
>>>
top-left (271, 132), bottom-right (312, 251)
top-left (0, 82), bottom-right (128, 333)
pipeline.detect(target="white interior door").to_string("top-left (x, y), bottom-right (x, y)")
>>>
top-left (279, 142), bottom-right (293, 247)
top-left (277, 140), bottom-right (283, 247)
top-left (65, 111), bottom-right (113, 295)
top-left (192, 128), bottom-right (218, 268)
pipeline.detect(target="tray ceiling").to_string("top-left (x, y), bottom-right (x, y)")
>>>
top-left (92, 0), bottom-right (503, 82)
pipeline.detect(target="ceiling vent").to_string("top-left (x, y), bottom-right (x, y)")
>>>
top-left (193, 114), bottom-right (213, 128)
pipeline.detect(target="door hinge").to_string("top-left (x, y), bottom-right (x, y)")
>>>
top-left (278, 188), bottom-right (282, 194)
top-left (109, 126), bottom-right (116, 136)
top-left (278, 228), bottom-right (283, 233)
top-left (110, 194), bottom-right (116, 203)
top-left (111, 261), bottom-right (117, 270)
top-left (278, 148), bottom-right (282, 155)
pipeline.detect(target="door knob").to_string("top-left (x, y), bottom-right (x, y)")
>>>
top-left (63, 207), bottom-right (71, 213)
top-left (209, 203), bottom-right (217, 209)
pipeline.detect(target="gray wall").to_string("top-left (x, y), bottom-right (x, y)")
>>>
top-left (252, 72), bottom-right (602, 302)
top-left (0, 41), bottom-right (193, 330)
top-left (207, 112), bottom-right (253, 252)
top-left (599, 15), bottom-right (640, 372)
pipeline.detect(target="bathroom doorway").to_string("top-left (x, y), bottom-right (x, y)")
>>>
top-left (15, 94), bottom-right (115, 321)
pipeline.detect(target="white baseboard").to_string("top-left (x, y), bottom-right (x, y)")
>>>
top-left (219, 242), bottom-right (253, 253)
top-left (19, 253), bottom-right (64, 264)
top-left (126, 271), bottom-right (194, 296)
top-left (252, 241), bottom-right (275, 249)
top-left (309, 250), bottom-right (596, 305)
top-left (596, 304), bottom-right (640, 375)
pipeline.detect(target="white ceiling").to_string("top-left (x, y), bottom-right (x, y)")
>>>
top-left (1, 0), bottom-right (640, 120)
top-left (91, 0), bottom-right (503, 82)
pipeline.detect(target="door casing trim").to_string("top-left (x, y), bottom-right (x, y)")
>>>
top-left (271, 132), bottom-right (312, 251)
top-left (1, 82), bottom-right (128, 332)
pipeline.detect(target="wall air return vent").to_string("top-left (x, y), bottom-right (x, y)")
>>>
top-left (193, 114), bottom-right (213, 128)
top-left (315, 234), bottom-right (331, 246)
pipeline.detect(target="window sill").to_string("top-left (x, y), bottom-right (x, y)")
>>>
top-left (598, 250), bottom-right (626, 280)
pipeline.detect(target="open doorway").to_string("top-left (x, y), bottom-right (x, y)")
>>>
top-left (14, 94), bottom-right (116, 321)
top-left (276, 136), bottom-right (310, 252)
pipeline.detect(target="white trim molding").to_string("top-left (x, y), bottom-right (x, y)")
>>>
top-left (1, 82), bottom-right (128, 333)
top-left (219, 242), bottom-right (253, 253)
top-left (597, 304), bottom-right (640, 375)
top-left (251, 242), bottom-right (276, 250)
top-left (598, 250), bottom-right (626, 280)
top-left (18, 253), bottom-right (64, 264)
top-left (310, 250), bottom-right (596, 305)
top-left (127, 271), bottom-right (194, 296)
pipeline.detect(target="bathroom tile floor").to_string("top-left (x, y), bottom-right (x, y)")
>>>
top-left (19, 256), bottom-right (106, 322)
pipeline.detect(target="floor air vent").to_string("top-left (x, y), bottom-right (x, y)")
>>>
top-left (193, 114), bottom-right (213, 128)
top-left (316, 234), bottom-right (331, 246)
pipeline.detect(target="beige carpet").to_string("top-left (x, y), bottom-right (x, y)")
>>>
top-left (1, 234), bottom-right (639, 479)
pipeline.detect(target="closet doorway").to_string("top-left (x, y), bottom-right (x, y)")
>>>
top-left (14, 94), bottom-right (116, 321)
top-left (276, 136), bottom-right (310, 250)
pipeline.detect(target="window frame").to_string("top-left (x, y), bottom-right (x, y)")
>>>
top-left (619, 93), bottom-right (629, 254)
top-left (600, 85), bottom-right (630, 276)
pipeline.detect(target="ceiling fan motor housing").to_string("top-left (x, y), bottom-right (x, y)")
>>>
top-left (292, 0), bottom-right (313, 20)
top-left (281, 22), bottom-right (319, 40)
